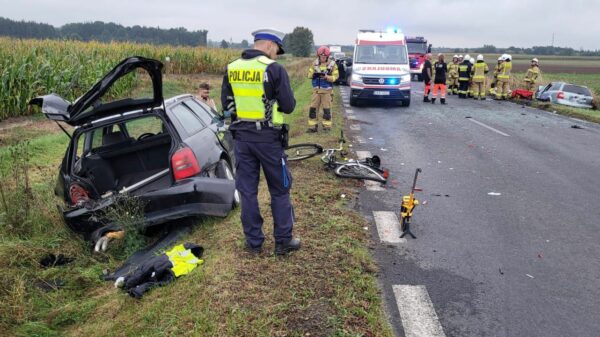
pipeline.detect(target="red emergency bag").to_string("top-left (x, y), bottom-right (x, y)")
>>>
top-left (512, 89), bottom-right (534, 99)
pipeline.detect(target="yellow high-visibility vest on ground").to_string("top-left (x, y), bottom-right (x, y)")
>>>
top-left (167, 244), bottom-right (204, 277)
top-left (227, 56), bottom-right (284, 125)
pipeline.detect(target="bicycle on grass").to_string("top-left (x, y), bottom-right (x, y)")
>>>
top-left (285, 131), bottom-right (389, 184)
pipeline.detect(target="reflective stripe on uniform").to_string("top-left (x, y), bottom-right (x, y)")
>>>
top-left (498, 62), bottom-right (512, 80)
top-left (228, 56), bottom-right (284, 125)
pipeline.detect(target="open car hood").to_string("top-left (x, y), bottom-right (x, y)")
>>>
top-left (30, 56), bottom-right (163, 126)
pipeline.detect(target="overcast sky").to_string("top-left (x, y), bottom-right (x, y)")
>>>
top-left (2, 0), bottom-right (599, 50)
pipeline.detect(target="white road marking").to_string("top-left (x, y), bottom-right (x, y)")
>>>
top-left (467, 118), bottom-right (510, 137)
top-left (355, 151), bottom-right (371, 159)
top-left (346, 109), bottom-right (354, 114)
top-left (350, 124), bottom-right (361, 131)
top-left (347, 115), bottom-right (357, 120)
top-left (392, 285), bottom-right (446, 337)
top-left (373, 211), bottom-right (405, 243)
top-left (344, 104), bottom-right (351, 108)
top-left (354, 153), bottom-right (385, 191)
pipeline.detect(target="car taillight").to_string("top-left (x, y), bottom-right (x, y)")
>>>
top-left (557, 91), bottom-right (565, 99)
top-left (383, 169), bottom-right (389, 179)
top-left (69, 183), bottom-right (89, 206)
top-left (171, 147), bottom-right (201, 181)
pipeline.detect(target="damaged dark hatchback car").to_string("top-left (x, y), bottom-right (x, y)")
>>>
top-left (30, 56), bottom-right (238, 243)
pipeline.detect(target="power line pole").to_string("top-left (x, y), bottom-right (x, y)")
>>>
top-left (551, 32), bottom-right (555, 47)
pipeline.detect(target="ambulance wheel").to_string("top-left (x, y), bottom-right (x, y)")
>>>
top-left (401, 98), bottom-right (411, 107)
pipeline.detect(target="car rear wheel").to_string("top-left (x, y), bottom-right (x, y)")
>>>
top-left (215, 159), bottom-right (240, 208)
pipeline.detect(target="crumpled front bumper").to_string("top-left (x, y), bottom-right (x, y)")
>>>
top-left (62, 176), bottom-right (235, 239)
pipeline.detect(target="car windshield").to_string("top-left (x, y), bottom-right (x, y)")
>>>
top-left (407, 42), bottom-right (427, 54)
top-left (355, 45), bottom-right (408, 64)
top-left (563, 84), bottom-right (592, 96)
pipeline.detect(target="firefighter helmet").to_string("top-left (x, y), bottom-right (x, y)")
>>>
top-left (317, 46), bottom-right (330, 57)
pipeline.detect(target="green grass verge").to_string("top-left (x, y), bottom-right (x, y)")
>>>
top-left (0, 65), bottom-right (393, 336)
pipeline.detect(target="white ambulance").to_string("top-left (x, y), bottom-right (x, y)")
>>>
top-left (349, 29), bottom-right (411, 106)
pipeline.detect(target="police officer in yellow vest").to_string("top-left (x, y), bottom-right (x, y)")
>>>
top-left (524, 58), bottom-right (540, 91)
top-left (471, 54), bottom-right (489, 100)
top-left (307, 46), bottom-right (339, 132)
top-left (221, 29), bottom-right (300, 256)
top-left (496, 54), bottom-right (512, 100)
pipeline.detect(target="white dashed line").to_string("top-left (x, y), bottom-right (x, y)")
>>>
top-left (393, 285), bottom-right (446, 337)
top-left (345, 109), bottom-right (354, 114)
top-left (373, 211), bottom-right (405, 243)
top-left (347, 115), bottom-right (357, 120)
top-left (467, 118), bottom-right (510, 137)
top-left (355, 151), bottom-right (371, 159)
top-left (355, 136), bottom-right (366, 143)
top-left (350, 124), bottom-right (361, 131)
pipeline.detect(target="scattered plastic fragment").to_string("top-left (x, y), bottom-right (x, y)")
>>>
top-left (422, 200), bottom-right (428, 205)
top-left (537, 253), bottom-right (543, 259)
top-left (368, 137), bottom-right (373, 140)
top-left (488, 192), bottom-right (502, 196)
top-left (363, 227), bottom-right (369, 231)
top-left (380, 148), bottom-right (388, 151)
top-left (499, 268), bottom-right (504, 275)
top-left (526, 274), bottom-right (535, 279)
top-left (340, 194), bottom-right (346, 199)
top-left (571, 125), bottom-right (583, 129)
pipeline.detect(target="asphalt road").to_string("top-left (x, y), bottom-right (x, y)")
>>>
top-left (339, 84), bottom-right (600, 337)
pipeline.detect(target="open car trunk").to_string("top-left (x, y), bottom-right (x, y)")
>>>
top-left (75, 127), bottom-right (174, 198)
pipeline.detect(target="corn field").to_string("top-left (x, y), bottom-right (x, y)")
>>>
top-left (0, 37), bottom-right (240, 120)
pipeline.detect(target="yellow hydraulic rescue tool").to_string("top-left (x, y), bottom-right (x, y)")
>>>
top-left (400, 168), bottom-right (422, 239)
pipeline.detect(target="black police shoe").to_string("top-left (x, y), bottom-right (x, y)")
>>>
top-left (423, 96), bottom-right (430, 102)
top-left (431, 98), bottom-right (436, 104)
top-left (245, 243), bottom-right (262, 255)
top-left (274, 238), bottom-right (301, 256)
top-left (441, 98), bottom-right (446, 105)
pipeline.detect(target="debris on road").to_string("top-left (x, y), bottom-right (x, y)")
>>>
top-left (499, 268), bottom-right (504, 275)
top-left (571, 124), bottom-right (584, 129)
top-left (488, 192), bottom-right (502, 196)
top-left (526, 274), bottom-right (535, 279)
top-left (341, 194), bottom-right (346, 199)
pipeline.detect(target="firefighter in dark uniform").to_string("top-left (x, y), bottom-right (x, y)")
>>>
top-left (221, 29), bottom-right (300, 256)
top-left (457, 55), bottom-right (472, 99)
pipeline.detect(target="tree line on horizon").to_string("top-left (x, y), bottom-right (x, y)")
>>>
top-left (0, 16), bottom-right (207, 46)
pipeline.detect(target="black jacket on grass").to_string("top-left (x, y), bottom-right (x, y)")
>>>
top-left (122, 243), bottom-right (203, 298)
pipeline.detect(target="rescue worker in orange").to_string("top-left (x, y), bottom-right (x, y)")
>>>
top-left (307, 46), bottom-right (339, 132)
top-left (431, 53), bottom-right (447, 104)
top-left (471, 54), bottom-right (489, 100)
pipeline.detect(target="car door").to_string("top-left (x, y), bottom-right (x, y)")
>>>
top-left (168, 102), bottom-right (220, 175)
top-left (184, 98), bottom-right (236, 169)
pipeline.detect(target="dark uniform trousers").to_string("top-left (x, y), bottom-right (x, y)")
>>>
top-left (234, 140), bottom-right (294, 247)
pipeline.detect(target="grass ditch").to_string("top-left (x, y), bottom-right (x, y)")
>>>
top-left (0, 58), bottom-right (393, 336)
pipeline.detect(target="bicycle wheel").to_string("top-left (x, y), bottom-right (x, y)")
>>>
top-left (334, 162), bottom-right (387, 183)
top-left (285, 143), bottom-right (323, 161)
